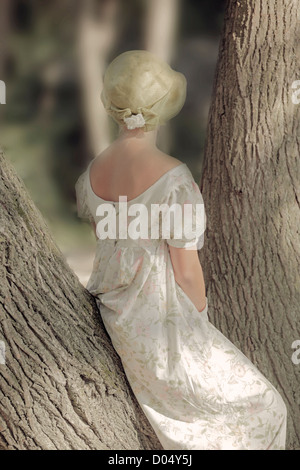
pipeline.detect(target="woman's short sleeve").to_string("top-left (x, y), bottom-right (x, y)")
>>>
top-left (74, 172), bottom-right (94, 221)
top-left (163, 178), bottom-right (206, 249)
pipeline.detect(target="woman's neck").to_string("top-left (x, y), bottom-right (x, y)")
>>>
top-left (116, 125), bottom-right (158, 149)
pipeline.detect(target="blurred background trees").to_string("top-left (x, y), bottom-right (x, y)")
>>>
top-left (0, 0), bottom-right (225, 283)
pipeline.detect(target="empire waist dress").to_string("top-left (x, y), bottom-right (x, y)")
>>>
top-left (75, 161), bottom-right (287, 450)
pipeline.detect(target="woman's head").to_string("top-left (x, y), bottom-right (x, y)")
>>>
top-left (101, 50), bottom-right (187, 132)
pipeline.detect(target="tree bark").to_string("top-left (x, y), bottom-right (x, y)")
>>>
top-left (200, 0), bottom-right (300, 450)
top-left (0, 151), bottom-right (162, 450)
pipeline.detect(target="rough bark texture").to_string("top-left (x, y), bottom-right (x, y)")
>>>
top-left (200, 0), bottom-right (300, 450)
top-left (0, 151), bottom-right (163, 450)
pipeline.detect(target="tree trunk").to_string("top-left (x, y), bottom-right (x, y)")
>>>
top-left (143, 0), bottom-right (181, 154)
top-left (200, 0), bottom-right (300, 450)
top-left (77, 0), bottom-right (120, 156)
top-left (144, 0), bottom-right (180, 64)
top-left (0, 0), bottom-right (11, 79)
top-left (0, 151), bottom-right (162, 450)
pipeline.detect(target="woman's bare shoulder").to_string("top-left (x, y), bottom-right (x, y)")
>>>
top-left (153, 150), bottom-right (183, 170)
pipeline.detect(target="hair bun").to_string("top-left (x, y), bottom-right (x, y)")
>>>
top-left (101, 50), bottom-right (187, 132)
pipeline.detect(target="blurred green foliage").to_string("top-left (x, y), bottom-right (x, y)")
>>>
top-left (0, 0), bottom-right (225, 252)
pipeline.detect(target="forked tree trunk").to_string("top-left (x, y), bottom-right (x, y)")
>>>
top-left (200, 0), bottom-right (300, 450)
top-left (0, 151), bottom-right (162, 450)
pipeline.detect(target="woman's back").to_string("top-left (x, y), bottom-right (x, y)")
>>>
top-left (89, 139), bottom-right (183, 203)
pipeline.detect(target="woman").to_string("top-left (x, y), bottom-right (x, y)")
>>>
top-left (75, 50), bottom-right (287, 450)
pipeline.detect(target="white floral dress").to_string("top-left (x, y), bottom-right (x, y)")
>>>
top-left (75, 161), bottom-right (287, 450)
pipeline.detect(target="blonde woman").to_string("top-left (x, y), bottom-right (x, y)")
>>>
top-left (75, 50), bottom-right (287, 450)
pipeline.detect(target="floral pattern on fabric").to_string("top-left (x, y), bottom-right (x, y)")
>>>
top-left (75, 162), bottom-right (287, 450)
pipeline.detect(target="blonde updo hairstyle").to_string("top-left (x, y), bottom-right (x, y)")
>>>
top-left (101, 50), bottom-right (187, 132)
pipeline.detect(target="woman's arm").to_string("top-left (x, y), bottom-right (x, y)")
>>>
top-left (168, 245), bottom-right (206, 312)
